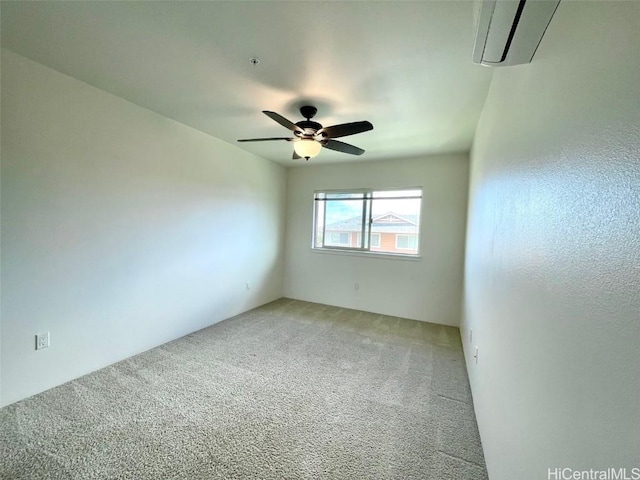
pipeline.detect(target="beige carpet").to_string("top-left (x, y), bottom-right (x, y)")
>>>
top-left (0, 298), bottom-right (487, 479)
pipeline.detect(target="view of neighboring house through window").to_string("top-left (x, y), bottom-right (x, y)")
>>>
top-left (313, 188), bottom-right (422, 255)
top-left (396, 234), bottom-right (419, 250)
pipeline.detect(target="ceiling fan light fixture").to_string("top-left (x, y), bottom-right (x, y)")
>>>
top-left (293, 139), bottom-right (322, 159)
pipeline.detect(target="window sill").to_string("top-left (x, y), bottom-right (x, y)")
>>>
top-left (311, 248), bottom-right (422, 262)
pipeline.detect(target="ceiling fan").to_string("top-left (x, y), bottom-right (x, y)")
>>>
top-left (237, 106), bottom-right (373, 160)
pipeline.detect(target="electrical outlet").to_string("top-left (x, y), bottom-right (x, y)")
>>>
top-left (474, 346), bottom-right (479, 364)
top-left (36, 332), bottom-right (50, 350)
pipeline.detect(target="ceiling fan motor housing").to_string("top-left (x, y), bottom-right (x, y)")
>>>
top-left (295, 120), bottom-right (323, 137)
top-left (299, 105), bottom-right (317, 119)
top-left (295, 106), bottom-right (322, 137)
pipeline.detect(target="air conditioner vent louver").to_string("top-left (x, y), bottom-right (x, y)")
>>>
top-left (473, 0), bottom-right (561, 67)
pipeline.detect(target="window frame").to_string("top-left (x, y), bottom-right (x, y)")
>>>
top-left (312, 187), bottom-right (422, 257)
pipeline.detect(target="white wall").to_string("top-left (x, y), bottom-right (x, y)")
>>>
top-left (463, 2), bottom-right (640, 479)
top-left (284, 155), bottom-right (469, 326)
top-left (0, 50), bottom-right (286, 407)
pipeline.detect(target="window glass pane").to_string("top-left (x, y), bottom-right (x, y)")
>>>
top-left (313, 197), bottom-right (325, 248)
top-left (371, 233), bottom-right (381, 248)
top-left (325, 192), bottom-right (366, 200)
top-left (323, 198), bottom-right (365, 248)
top-left (396, 235), bottom-right (418, 251)
top-left (327, 232), bottom-right (349, 245)
top-left (371, 190), bottom-right (421, 254)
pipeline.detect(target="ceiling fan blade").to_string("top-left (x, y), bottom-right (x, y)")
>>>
top-left (322, 139), bottom-right (365, 156)
top-left (237, 137), bottom-right (294, 142)
top-left (292, 151), bottom-right (302, 160)
top-left (317, 121), bottom-right (373, 139)
top-left (263, 111), bottom-right (304, 134)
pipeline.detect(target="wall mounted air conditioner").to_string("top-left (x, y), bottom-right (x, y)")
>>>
top-left (473, 0), bottom-right (561, 67)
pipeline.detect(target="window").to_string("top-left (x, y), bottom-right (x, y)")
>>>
top-left (371, 233), bottom-right (381, 248)
top-left (326, 232), bottom-right (349, 246)
top-left (313, 188), bottom-right (422, 256)
top-left (396, 235), bottom-right (419, 251)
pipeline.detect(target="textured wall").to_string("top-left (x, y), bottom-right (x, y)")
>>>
top-left (284, 154), bottom-right (469, 326)
top-left (463, 2), bottom-right (640, 479)
top-left (1, 50), bottom-right (286, 406)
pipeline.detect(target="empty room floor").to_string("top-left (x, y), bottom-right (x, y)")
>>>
top-left (0, 298), bottom-right (487, 479)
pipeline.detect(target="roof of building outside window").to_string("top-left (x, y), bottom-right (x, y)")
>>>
top-left (325, 212), bottom-right (419, 234)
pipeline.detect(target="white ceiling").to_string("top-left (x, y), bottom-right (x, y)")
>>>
top-left (1, 1), bottom-right (493, 166)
